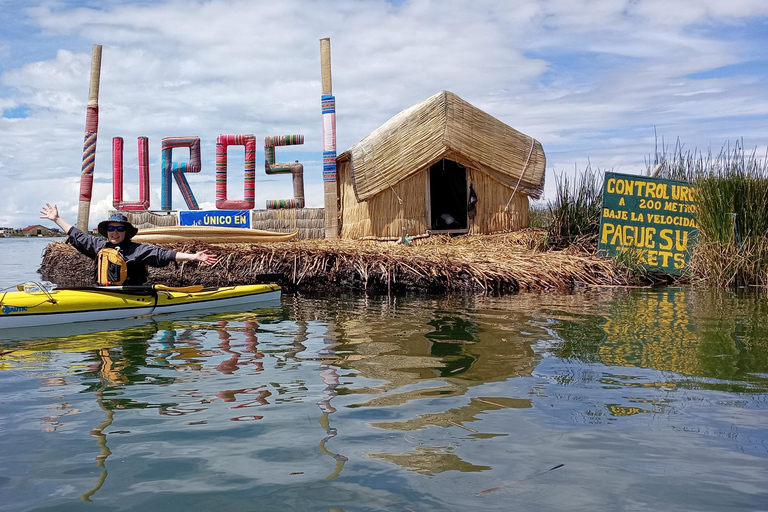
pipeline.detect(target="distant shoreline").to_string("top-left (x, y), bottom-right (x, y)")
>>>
top-left (1, 235), bottom-right (65, 239)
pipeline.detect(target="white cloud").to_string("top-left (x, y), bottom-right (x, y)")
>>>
top-left (0, 0), bottom-right (767, 227)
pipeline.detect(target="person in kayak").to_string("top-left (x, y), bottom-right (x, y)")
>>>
top-left (40, 204), bottom-right (218, 286)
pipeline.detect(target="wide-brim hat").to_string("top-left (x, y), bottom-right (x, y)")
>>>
top-left (97, 212), bottom-right (138, 240)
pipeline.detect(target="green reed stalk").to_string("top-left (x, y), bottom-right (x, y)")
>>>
top-left (529, 203), bottom-right (552, 229)
top-left (537, 139), bottom-right (767, 286)
top-left (651, 140), bottom-right (768, 286)
top-left (545, 165), bottom-right (603, 251)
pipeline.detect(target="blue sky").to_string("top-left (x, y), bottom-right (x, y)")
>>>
top-left (1, 0), bottom-right (767, 228)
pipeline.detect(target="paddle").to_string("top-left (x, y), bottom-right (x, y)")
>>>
top-left (153, 284), bottom-right (204, 293)
top-left (68, 284), bottom-right (207, 295)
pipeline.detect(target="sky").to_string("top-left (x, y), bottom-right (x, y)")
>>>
top-left (1, 0), bottom-right (767, 229)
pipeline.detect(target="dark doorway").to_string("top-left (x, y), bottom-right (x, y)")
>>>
top-left (429, 159), bottom-right (467, 231)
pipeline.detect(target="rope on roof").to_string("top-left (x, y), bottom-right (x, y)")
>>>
top-left (361, 143), bottom-right (403, 205)
top-left (504, 136), bottom-right (535, 213)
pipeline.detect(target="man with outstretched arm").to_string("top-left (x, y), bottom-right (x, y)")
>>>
top-left (40, 203), bottom-right (217, 286)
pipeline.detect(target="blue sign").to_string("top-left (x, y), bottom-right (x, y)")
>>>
top-left (179, 210), bottom-right (251, 228)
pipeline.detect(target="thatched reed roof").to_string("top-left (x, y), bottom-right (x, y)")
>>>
top-left (338, 91), bottom-right (546, 201)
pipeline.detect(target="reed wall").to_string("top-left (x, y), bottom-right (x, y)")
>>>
top-left (121, 209), bottom-right (325, 239)
top-left (339, 160), bottom-right (429, 239)
top-left (123, 211), bottom-right (178, 229)
top-left (467, 169), bottom-right (530, 234)
top-left (339, 159), bottom-right (530, 239)
top-left (251, 208), bottom-right (325, 240)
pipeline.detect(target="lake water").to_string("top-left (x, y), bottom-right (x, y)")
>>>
top-left (0, 237), bottom-right (52, 288)
top-left (1, 237), bottom-right (767, 511)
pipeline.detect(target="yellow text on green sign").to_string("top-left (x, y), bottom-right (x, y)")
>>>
top-left (598, 172), bottom-right (698, 274)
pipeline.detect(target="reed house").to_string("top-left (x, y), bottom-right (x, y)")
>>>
top-left (336, 91), bottom-right (546, 239)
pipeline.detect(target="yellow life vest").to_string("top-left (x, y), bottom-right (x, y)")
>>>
top-left (96, 247), bottom-right (128, 286)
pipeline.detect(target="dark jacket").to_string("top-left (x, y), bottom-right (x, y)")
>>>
top-left (67, 226), bottom-right (178, 285)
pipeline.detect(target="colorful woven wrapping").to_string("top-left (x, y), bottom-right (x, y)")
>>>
top-left (78, 105), bottom-right (99, 202)
top-left (264, 135), bottom-right (304, 174)
top-left (321, 95), bottom-right (337, 182)
top-left (112, 137), bottom-right (150, 211)
top-left (161, 136), bottom-right (201, 211)
top-left (264, 134), bottom-right (305, 209)
top-left (215, 134), bottom-right (256, 210)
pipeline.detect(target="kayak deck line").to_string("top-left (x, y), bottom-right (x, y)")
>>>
top-left (0, 283), bottom-right (281, 330)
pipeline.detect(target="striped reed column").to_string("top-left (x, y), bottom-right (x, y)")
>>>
top-left (76, 45), bottom-right (102, 232)
top-left (320, 38), bottom-right (339, 238)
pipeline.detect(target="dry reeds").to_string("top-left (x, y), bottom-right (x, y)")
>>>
top-left (39, 231), bottom-right (639, 295)
top-left (339, 91), bottom-right (546, 202)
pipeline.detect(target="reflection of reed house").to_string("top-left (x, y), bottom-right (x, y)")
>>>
top-left (19, 224), bottom-right (58, 237)
top-left (332, 305), bottom-right (540, 406)
top-left (336, 91), bottom-right (546, 238)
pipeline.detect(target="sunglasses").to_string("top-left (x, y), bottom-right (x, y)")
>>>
top-left (107, 225), bottom-right (126, 232)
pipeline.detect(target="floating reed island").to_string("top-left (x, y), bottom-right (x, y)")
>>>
top-left (39, 230), bottom-right (647, 295)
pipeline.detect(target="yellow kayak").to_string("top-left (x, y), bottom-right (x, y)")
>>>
top-left (0, 283), bottom-right (280, 330)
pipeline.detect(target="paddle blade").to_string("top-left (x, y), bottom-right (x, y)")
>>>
top-left (154, 284), bottom-right (205, 293)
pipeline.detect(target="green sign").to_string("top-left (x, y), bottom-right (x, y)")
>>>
top-left (598, 172), bottom-right (698, 274)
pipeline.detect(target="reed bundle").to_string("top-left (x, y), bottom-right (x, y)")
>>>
top-left (39, 231), bottom-right (638, 295)
top-left (251, 208), bottom-right (325, 239)
top-left (122, 210), bottom-right (177, 229)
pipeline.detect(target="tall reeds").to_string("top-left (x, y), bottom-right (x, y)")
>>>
top-left (545, 165), bottom-right (603, 251)
top-left (529, 203), bottom-right (552, 229)
top-left (533, 139), bottom-right (768, 287)
top-left (649, 140), bottom-right (768, 287)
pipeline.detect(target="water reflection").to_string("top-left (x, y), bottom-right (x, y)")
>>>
top-left (1, 308), bottom-right (286, 501)
top-left (81, 391), bottom-right (114, 501)
top-left (1, 290), bottom-right (767, 510)
top-left (315, 319), bottom-right (348, 479)
top-left (549, 287), bottom-right (768, 391)
top-left (293, 295), bottom-right (545, 478)
top-left (328, 298), bottom-right (539, 406)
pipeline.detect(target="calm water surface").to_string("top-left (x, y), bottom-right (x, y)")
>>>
top-left (1, 238), bottom-right (767, 511)
top-left (0, 237), bottom-right (52, 287)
